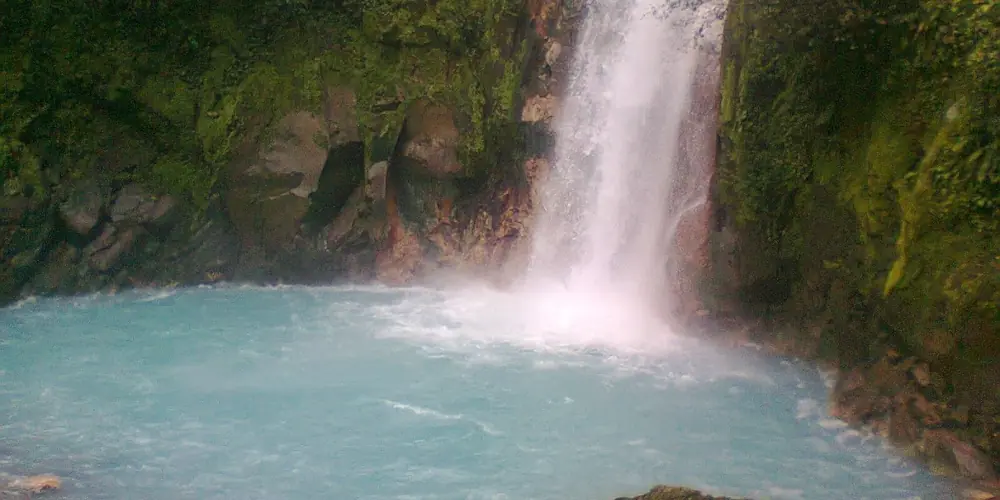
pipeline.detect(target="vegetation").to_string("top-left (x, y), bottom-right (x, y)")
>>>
top-left (721, 0), bottom-right (998, 310)
top-left (0, 0), bottom-right (525, 209)
top-left (719, 0), bottom-right (999, 457)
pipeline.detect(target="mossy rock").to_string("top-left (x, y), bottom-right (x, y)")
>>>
top-left (399, 100), bottom-right (462, 176)
top-left (615, 485), bottom-right (746, 500)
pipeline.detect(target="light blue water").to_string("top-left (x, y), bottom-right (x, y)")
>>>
top-left (1, 285), bottom-right (956, 499)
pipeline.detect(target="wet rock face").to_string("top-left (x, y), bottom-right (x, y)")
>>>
top-left (367, 0), bottom-right (580, 285)
top-left (251, 112), bottom-right (330, 198)
top-left (2, 178), bottom-right (241, 301)
top-left (225, 111), bottom-right (329, 256)
top-left (217, 86), bottom-right (372, 282)
top-left (703, 0), bottom-right (1000, 487)
top-left (59, 181), bottom-right (103, 235)
top-left (0, 0), bottom-right (580, 300)
top-left (0, 197), bottom-right (55, 301)
top-left (110, 184), bottom-right (177, 225)
top-left (86, 225), bottom-right (142, 272)
top-left (830, 351), bottom-right (998, 483)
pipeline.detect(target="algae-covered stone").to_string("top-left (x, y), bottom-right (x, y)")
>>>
top-left (615, 485), bottom-right (747, 500)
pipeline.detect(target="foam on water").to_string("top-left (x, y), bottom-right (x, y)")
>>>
top-left (0, 286), bottom-right (957, 499)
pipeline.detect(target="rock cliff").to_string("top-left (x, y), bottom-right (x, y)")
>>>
top-left (0, 0), bottom-right (574, 300)
top-left (701, 0), bottom-right (1000, 486)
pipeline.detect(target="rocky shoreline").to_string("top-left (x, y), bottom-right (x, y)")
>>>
top-left (0, 477), bottom-right (737, 500)
top-left (702, 0), bottom-right (1000, 496)
top-left (689, 313), bottom-right (1000, 500)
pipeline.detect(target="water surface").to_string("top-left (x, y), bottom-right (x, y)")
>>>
top-left (1, 285), bottom-right (956, 499)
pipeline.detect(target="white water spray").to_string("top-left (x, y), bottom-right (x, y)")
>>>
top-left (523, 0), bottom-right (725, 318)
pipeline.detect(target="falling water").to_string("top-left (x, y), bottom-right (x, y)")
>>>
top-left (526, 0), bottom-right (725, 314)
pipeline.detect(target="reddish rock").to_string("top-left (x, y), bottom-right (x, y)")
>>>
top-left (923, 429), bottom-right (998, 481)
top-left (527, 0), bottom-right (559, 37)
top-left (911, 362), bottom-right (932, 386)
top-left (521, 95), bottom-right (557, 123)
top-left (375, 178), bottom-right (424, 284)
top-left (665, 46), bottom-right (721, 322)
top-left (399, 100), bottom-right (462, 177)
top-left (886, 397), bottom-right (920, 444)
top-left (907, 392), bottom-right (941, 426)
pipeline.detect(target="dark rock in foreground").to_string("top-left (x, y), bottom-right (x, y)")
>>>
top-left (615, 485), bottom-right (746, 500)
top-left (0, 474), bottom-right (62, 498)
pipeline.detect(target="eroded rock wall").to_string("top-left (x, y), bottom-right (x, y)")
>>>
top-left (0, 0), bottom-right (578, 300)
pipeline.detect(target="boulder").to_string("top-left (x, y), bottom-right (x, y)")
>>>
top-left (830, 367), bottom-right (883, 425)
top-left (615, 485), bottom-right (746, 500)
top-left (59, 181), bottom-right (103, 234)
top-left (110, 184), bottom-right (176, 226)
top-left (226, 101), bottom-right (362, 262)
top-left (911, 362), bottom-right (931, 387)
top-left (964, 488), bottom-right (1000, 500)
top-left (888, 398), bottom-right (921, 445)
top-left (923, 429), bottom-right (998, 481)
top-left (86, 225), bottom-right (142, 272)
top-left (399, 100), bottom-right (462, 177)
top-left (521, 95), bottom-right (557, 123)
top-left (227, 184), bottom-right (309, 252)
top-left (544, 40), bottom-right (563, 67)
top-left (249, 111), bottom-right (330, 198)
top-left (367, 161), bottom-right (389, 203)
top-left (827, 348), bottom-right (999, 488)
top-left (325, 186), bottom-right (369, 247)
top-left (527, 0), bottom-right (560, 37)
top-left (385, 102), bottom-right (464, 240)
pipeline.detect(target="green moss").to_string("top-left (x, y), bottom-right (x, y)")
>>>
top-left (719, 0), bottom-right (1000, 367)
top-left (141, 156), bottom-right (216, 211)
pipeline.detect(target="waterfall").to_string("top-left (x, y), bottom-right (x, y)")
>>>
top-left (524, 0), bottom-right (725, 317)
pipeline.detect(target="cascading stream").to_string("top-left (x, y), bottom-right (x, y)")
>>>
top-left (525, 0), bottom-right (724, 315)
